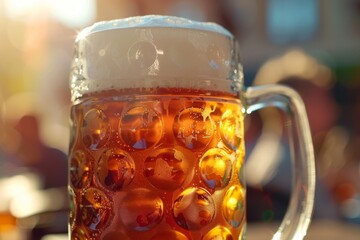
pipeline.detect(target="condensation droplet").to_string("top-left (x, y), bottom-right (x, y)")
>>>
top-left (120, 105), bottom-right (163, 149)
top-left (173, 107), bottom-right (214, 150)
top-left (222, 185), bottom-right (245, 228)
top-left (199, 148), bottom-right (232, 190)
top-left (202, 225), bottom-right (233, 240)
top-left (81, 109), bottom-right (110, 150)
top-left (220, 109), bottom-right (242, 150)
top-left (173, 188), bottom-right (215, 230)
top-left (70, 150), bottom-right (93, 189)
top-left (119, 188), bottom-right (163, 231)
top-left (96, 148), bottom-right (135, 191)
top-left (144, 147), bottom-right (194, 190)
top-left (80, 188), bottom-right (112, 232)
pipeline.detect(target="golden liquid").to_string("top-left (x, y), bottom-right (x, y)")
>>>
top-left (69, 88), bottom-right (246, 240)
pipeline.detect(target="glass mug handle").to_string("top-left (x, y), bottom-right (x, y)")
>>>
top-left (243, 84), bottom-right (316, 240)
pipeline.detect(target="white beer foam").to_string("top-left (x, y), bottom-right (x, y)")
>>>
top-left (71, 15), bottom-right (242, 101)
top-left (77, 15), bottom-right (232, 40)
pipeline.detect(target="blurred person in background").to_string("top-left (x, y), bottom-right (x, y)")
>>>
top-left (0, 91), bottom-right (68, 239)
top-left (12, 114), bottom-right (67, 189)
top-left (2, 93), bottom-right (69, 239)
top-left (245, 50), bottom-right (340, 221)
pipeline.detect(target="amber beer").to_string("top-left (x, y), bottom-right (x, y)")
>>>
top-left (68, 14), bottom-right (248, 239)
top-left (69, 87), bottom-right (246, 240)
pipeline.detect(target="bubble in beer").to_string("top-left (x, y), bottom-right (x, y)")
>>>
top-left (202, 226), bottom-right (233, 240)
top-left (144, 147), bottom-right (193, 190)
top-left (173, 107), bottom-right (214, 149)
top-left (120, 105), bottom-right (163, 149)
top-left (97, 148), bottom-right (135, 191)
top-left (199, 148), bottom-right (232, 189)
top-left (222, 185), bottom-right (245, 228)
top-left (149, 230), bottom-right (189, 240)
top-left (81, 109), bottom-right (110, 150)
top-left (80, 187), bottom-right (112, 232)
top-left (220, 109), bottom-right (242, 150)
top-left (173, 187), bottom-right (215, 230)
top-left (119, 188), bottom-right (163, 231)
top-left (70, 150), bottom-right (93, 189)
top-left (71, 227), bottom-right (89, 240)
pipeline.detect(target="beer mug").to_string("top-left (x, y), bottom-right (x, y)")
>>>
top-left (68, 16), bottom-right (315, 240)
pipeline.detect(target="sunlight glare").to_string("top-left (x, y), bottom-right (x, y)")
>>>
top-left (4, 0), bottom-right (96, 28)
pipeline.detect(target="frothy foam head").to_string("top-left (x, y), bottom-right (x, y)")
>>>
top-left (70, 15), bottom-right (243, 102)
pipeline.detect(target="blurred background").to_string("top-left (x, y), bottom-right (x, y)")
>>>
top-left (0, 0), bottom-right (359, 239)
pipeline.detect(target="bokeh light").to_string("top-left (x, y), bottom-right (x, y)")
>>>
top-left (4, 0), bottom-right (96, 28)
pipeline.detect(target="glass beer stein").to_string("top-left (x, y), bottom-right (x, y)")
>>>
top-left (68, 15), bottom-right (315, 240)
